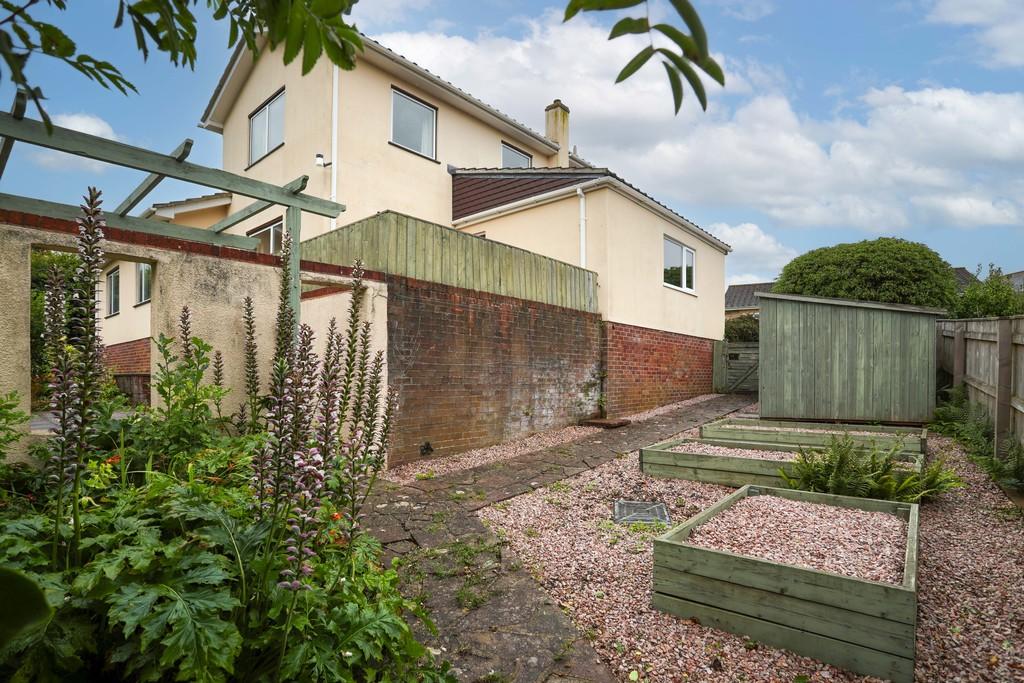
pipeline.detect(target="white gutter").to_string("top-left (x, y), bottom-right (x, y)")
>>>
top-left (454, 177), bottom-right (732, 254)
top-left (330, 65), bottom-right (339, 231)
top-left (576, 186), bottom-right (587, 268)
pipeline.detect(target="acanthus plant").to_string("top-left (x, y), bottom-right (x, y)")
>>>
top-left (1, 194), bottom-right (449, 683)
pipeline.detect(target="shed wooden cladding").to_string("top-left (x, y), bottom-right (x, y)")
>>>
top-left (301, 211), bottom-right (599, 313)
top-left (757, 292), bottom-right (945, 424)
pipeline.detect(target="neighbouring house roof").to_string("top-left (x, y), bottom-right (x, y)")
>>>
top-left (142, 192), bottom-right (232, 221)
top-left (1008, 269), bottom-right (1024, 291)
top-left (450, 167), bottom-right (731, 254)
top-left (952, 266), bottom-right (980, 290)
top-left (725, 282), bottom-right (775, 310)
top-left (199, 37), bottom-right (566, 159)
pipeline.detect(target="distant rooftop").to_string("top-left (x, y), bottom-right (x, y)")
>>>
top-left (725, 282), bottom-right (775, 310)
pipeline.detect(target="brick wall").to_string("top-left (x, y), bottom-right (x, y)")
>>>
top-left (104, 338), bottom-right (151, 405)
top-left (386, 275), bottom-right (603, 466)
top-left (602, 321), bottom-right (714, 417)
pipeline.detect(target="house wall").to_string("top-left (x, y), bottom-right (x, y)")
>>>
top-left (725, 307), bottom-right (759, 320)
top-left (602, 321), bottom-right (715, 417)
top-left (215, 49), bottom-right (560, 243)
top-left (385, 274), bottom-right (602, 466)
top-left (98, 260), bottom-right (152, 346)
top-left (105, 338), bottom-right (151, 405)
top-left (458, 187), bottom-right (727, 341)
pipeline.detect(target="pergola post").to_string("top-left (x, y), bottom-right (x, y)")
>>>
top-left (286, 205), bottom-right (301, 320)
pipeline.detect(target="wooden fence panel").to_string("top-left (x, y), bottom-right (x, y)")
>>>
top-left (713, 341), bottom-right (759, 393)
top-left (301, 211), bottom-right (599, 313)
top-left (937, 315), bottom-right (1024, 453)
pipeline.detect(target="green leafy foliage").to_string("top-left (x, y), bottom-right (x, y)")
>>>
top-left (0, 1), bottom-right (364, 124)
top-left (563, 0), bottom-right (724, 113)
top-left (932, 386), bottom-right (1024, 491)
top-left (0, 567), bottom-right (52, 649)
top-left (773, 237), bottom-right (957, 310)
top-left (779, 435), bottom-right (962, 503)
top-left (0, 391), bottom-right (28, 462)
top-left (949, 265), bottom-right (1024, 319)
top-left (723, 314), bottom-right (758, 342)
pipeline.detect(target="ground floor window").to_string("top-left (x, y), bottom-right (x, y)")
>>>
top-left (249, 220), bottom-right (284, 255)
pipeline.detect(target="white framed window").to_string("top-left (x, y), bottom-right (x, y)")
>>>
top-left (249, 220), bottom-right (284, 255)
top-left (663, 236), bottom-right (696, 293)
top-left (391, 88), bottom-right (436, 159)
top-left (136, 262), bottom-right (152, 304)
top-left (249, 89), bottom-right (285, 165)
top-left (501, 142), bottom-right (531, 168)
top-left (106, 267), bottom-right (120, 316)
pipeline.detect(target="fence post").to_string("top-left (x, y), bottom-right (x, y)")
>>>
top-left (994, 318), bottom-right (1013, 456)
top-left (952, 323), bottom-right (966, 388)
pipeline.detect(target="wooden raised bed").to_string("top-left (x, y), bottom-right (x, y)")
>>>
top-left (640, 438), bottom-right (796, 487)
top-left (641, 436), bottom-right (923, 489)
top-left (653, 485), bottom-right (919, 683)
top-left (700, 417), bottom-right (927, 455)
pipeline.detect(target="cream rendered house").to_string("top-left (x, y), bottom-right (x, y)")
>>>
top-left (102, 36), bottom-right (730, 402)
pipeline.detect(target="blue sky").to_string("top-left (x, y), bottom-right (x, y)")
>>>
top-left (2, 0), bottom-right (1022, 283)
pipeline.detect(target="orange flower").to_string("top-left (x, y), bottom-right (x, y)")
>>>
top-left (331, 512), bottom-right (341, 521)
top-left (105, 454), bottom-right (122, 466)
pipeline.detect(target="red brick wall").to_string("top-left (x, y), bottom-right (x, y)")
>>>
top-left (105, 338), bottom-right (151, 375)
top-left (386, 276), bottom-right (603, 466)
top-left (602, 321), bottom-right (714, 417)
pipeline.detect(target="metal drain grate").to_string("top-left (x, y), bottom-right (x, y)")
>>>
top-left (613, 500), bottom-right (670, 525)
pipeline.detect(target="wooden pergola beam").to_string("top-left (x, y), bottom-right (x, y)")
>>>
top-left (0, 192), bottom-right (259, 250)
top-left (114, 138), bottom-right (194, 216)
top-left (0, 112), bottom-right (344, 218)
top-left (210, 175), bottom-right (309, 234)
top-left (0, 91), bottom-right (27, 181)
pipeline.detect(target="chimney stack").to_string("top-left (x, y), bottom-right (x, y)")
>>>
top-left (545, 99), bottom-right (570, 167)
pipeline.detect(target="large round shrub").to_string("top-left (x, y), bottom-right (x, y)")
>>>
top-left (724, 314), bottom-right (759, 342)
top-left (773, 237), bottom-right (956, 309)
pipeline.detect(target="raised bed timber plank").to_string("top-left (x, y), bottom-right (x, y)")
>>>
top-left (653, 485), bottom-right (918, 683)
top-left (700, 417), bottom-right (927, 455)
top-left (640, 438), bottom-right (795, 487)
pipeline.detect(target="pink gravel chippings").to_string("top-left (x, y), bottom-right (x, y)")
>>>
top-left (688, 495), bottom-right (907, 584)
top-left (668, 440), bottom-right (797, 461)
top-left (480, 436), bottom-right (1024, 682)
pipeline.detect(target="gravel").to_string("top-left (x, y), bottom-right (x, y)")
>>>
top-left (688, 495), bottom-right (907, 584)
top-left (667, 440), bottom-right (797, 461)
top-left (480, 437), bottom-right (1024, 682)
top-left (383, 424), bottom-right (602, 485)
top-left (386, 394), bottom-right (724, 485)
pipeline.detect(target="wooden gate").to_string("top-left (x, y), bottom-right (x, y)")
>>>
top-left (713, 341), bottom-right (759, 393)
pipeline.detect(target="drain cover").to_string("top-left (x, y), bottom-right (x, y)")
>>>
top-left (613, 500), bottom-right (670, 525)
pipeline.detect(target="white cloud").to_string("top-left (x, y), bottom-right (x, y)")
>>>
top-left (32, 113), bottom-right (120, 172)
top-left (350, 0), bottom-right (434, 30)
top-left (708, 222), bottom-right (797, 283)
top-left (375, 13), bottom-right (1024, 234)
top-left (927, 0), bottom-right (1024, 67)
top-left (706, 0), bottom-right (776, 22)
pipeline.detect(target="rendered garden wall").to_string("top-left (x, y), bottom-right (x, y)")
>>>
top-left (653, 485), bottom-right (919, 683)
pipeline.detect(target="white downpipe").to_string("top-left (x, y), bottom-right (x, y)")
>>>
top-left (577, 186), bottom-right (587, 268)
top-left (329, 65), bottom-right (339, 231)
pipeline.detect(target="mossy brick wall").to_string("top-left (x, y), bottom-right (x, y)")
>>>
top-left (603, 321), bottom-right (714, 417)
top-left (385, 275), bottom-right (603, 466)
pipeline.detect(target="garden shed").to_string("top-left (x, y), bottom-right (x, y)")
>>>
top-left (757, 292), bottom-right (945, 424)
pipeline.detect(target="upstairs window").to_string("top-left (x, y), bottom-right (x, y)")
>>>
top-left (250, 220), bottom-right (284, 255)
top-left (249, 89), bottom-right (285, 165)
top-left (663, 236), bottom-right (696, 293)
top-left (106, 267), bottom-right (120, 316)
top-left (501, 142), bottom-right (531, 168)
top-left (136, 263), bottom-right (152, 304)
top-left (391, 88), bottom-right (436, 159)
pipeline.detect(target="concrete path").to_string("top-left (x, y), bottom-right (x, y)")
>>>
top-left (366, 393), bottom-right (755, 683)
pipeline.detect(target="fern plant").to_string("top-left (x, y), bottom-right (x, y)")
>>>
top-left (780, 435), bottom-right (961, 503)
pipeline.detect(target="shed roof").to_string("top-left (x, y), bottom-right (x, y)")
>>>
top-left (756, 291), bottom-right (947, 316)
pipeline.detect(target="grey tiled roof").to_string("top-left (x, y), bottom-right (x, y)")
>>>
top-left (725, 282), bottom-right (775, 310)
top-left (952, 267), bottom-right (980, 289)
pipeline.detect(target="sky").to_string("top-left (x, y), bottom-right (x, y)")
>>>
top-left (2, 0), bottom-right (1023, 284)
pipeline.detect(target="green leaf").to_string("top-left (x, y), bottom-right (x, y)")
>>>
top-left (608, 17), bottom-right (649, 39)
top-left (698, 54), bottom-right (725, 86)
top-left (565, 0), bottom-right (645, 21)
top-left (615, 45), bottom-right (655, 83)
top-left (661, 61), bottom-right (684, 113)
top-left (0, 568), bottom-right (52, 649)
top-left (311, 0), bottom-right (346, 17)
top-left (668, 0), bottom-right (708, 56)
top-left (657, 49), bottom-right (707, 110)
top-left (652, 23), bottom-right (701, 60)
top-left (301, 18), bottom-right (323, 75)
top-left (282, 1), bottom-right (306, 65)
